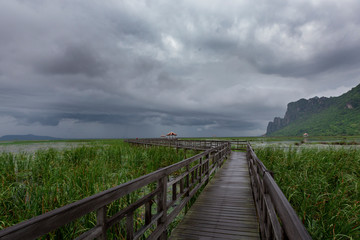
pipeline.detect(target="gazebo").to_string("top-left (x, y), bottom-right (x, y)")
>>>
top-left (166, 132), bottom-right (177, 139)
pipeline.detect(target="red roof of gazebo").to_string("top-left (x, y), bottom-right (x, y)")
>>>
top-left (166, 132), bottom-right (177, 136)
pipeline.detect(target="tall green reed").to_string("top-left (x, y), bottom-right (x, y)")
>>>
top-left (256, 146), bottom-right (360, 240)
top-left (0, 140), bottom-right (190, 238)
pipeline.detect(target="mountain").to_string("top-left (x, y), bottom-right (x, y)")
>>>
top-left (266, 84), bottom-right (360, 136)
top-left (0, 134), bottom-right (62, 141)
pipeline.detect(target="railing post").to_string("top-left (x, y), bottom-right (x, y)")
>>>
top-left (97, 206), bottom-right (107, 240)
top-left (126, 211), bottom-right (134, 240)
top-left (186, 165), bottom-right (190, 196)
top-left (199, 157), bottom-right (202, 183)
top-left (206, 153), bottom-right (210, 183)
top-left (157, 176), bottom-right (167, 240)
top-left (185, 164), bottom-right (190, 214)
top-left (145, 201), bottom-right (152, 225)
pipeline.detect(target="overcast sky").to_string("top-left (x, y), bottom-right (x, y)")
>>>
top-left (1, 0), bottom-right (360, 138)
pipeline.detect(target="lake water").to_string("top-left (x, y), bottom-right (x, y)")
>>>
top-left (1, 140), bottom-right (359, 154)
top-left (251, 140), bottom-right (360, 150)
top-left (0, 142), bottom-right (87, 154)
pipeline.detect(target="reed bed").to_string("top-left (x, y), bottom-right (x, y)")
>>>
top-left (0, 140), bottom-right (196, 238)
top-left (255, 146), bottom-right (360, 240)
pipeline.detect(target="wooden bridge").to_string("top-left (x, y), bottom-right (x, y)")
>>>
top-left (0, 139), bottom-right (311, 240)
top-left (170, 151), bottom-right (259, 239)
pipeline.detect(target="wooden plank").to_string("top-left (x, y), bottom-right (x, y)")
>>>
top-left (175, 224), bottom-right (260, 237)
top-left (170, 151), bottom-right (260, 240)
top-left (172, 228), bottom-right (259, 240)
top-left (174, 218), bottom-right (259, 230)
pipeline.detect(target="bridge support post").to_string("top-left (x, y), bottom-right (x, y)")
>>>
top-left (157, 176), bottom-right (168, 240)
top-left (97, 206), bottom-right (107, 240)
top-left (205, 153), bottom-right (210, 184)
top-left (199, 157), bottom-right (202, 183)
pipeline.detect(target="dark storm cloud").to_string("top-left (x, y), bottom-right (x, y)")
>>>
top-left (214, 119), bottom-right (260, 131)
top-left (258, 45), bottom-right (360, 77)
top-left (38, 45), bottom-right (108, 77)
top-left (1, 0), bottom-right (360, 138)
top-left (158, 114), bottom-right (216, 127)
top-left (1, 109), bottom-right (151, 127)
top-left (153, 110), bottom-right (262, 132)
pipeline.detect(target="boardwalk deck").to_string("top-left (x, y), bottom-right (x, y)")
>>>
top-left (170, 151), bottom-right (260, 240)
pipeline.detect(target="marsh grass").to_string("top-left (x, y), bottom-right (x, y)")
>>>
top-left (255, 146), bottom-right (360, 240)
top-left (0, 140), bottom-right (195, 238)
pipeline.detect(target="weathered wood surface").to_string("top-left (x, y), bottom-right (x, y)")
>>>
top-left (247, 143), bottom-right (312, 240)
top-left (170, 151), bottom-right (260, 240)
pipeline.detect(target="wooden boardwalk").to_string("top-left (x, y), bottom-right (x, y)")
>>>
top-left (170, 151), bottom-right (260, 240)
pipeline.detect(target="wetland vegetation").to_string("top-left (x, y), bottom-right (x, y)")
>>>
top-left (256, 146), bottom-right (360, 239)
top-left (1, 137), bottom-right (360, 239)
top-left (0, 140), bottom-right (197, 238)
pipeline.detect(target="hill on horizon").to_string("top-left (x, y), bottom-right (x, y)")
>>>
top-left (0, 134), bottom-right (62, 141)
top-left (266, 83), bottom-right (360, 136)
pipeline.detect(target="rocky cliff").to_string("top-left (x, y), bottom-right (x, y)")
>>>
top-left (266, 97), bottom-right (333, 135)
top-left (266, 83), bottom-right (360, 136)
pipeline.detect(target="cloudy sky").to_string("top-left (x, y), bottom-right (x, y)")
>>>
top-left (1, 0), bottom-right (360, 138)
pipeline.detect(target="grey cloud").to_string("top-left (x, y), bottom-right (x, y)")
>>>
top-left (37, 45), bottom-right (107, 77)
top-left (2, 110), bottom-right (148, 127)
top-left (214, 119), bottom-right (260, 131)
top-left (2, 110), bottom-right (62, 126)
top-left (1, 1), bottom-right (360, 138)
top-left (159, 114), bottom-right (216, 127)
top-left (257, 44), bottom-right (360, 78)
top-left (202, 37), bottom-right (238, 55)
top-left (155, 111), bottom-right (261, 132)
top-left (155, 72), bottom-right (185, 90)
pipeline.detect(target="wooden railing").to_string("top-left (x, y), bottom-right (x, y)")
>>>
top-left (126, 138), bottom-right (247, 151)
top-left (247, 143), bottom-right (312, 240)
top-left (229, 140), bottom-right (247, 151)
top-left (125, 138), bottom-right (229, 150)
top-left (0, 140), bottom-right (231, 240)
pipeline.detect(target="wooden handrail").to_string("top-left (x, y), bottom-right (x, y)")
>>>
top-left (0, 140), bottom-right (231, 240)
top-left (246, 142), bottom-right (312, 240)
top-left (125, 138), bottom-right (247, 151)
top-left (125, 138), bottom-right (230, 150)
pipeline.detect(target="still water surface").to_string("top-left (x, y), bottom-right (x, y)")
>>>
top-left (0, 142), bottom-right (87, 154)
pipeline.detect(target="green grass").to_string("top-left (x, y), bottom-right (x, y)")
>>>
top-left (0, 140), bottom-right (196, 238)
top-left (183, 135), bottom-right (360, 143)
top-left (255, 146), bottom-right (360, 240)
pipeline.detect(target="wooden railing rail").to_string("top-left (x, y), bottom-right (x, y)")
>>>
top-left (125, 138), bottom-right (228, 150)
top-left (125, 138), bottom-right (247, 152)
top-left (247, 143), bottom-right (312, 240)
top-left (229, 140), bottom-right (247, 151)
top-left (0, 140), bottom-right (231, 240)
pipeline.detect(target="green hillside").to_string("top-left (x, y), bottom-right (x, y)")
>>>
top-left (268, 84), bottom-right (360, 136)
